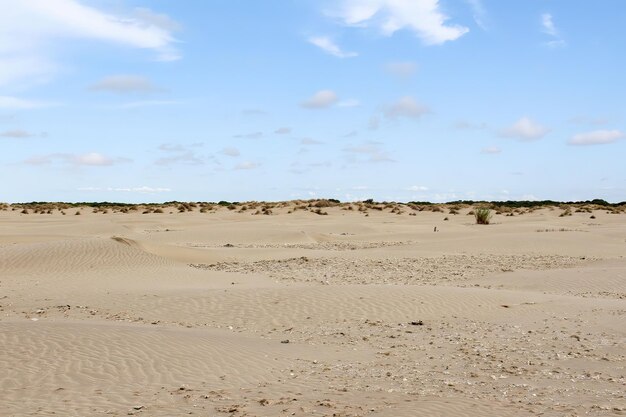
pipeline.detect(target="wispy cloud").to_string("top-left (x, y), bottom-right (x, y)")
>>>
top-left (541, 13), bottom-right (565, 47)
top-left (466, 0), bottom-right (487, 30)
top-left (0, 96), bottom-right (60, 110)
top-left (155, 143), bottom-right (205, 165)
top-left (155, 151), bottom-right (204, 166)
top-left (233, 131), bottom-right (263, 139)
top-left (481, 146), bottom-right (501, 154)
top-left (25, 152), bottom-right (130, 167)
top-left (498, 117), bottom-right (550, 141)
top-left (406, 185), bottom-right (429, 191)
top-left (337, 99), bottom-right (361, 108)
top-left (568, 129), bottom-right (624, 146)
top-left (300, 90), bottom-right (338, 109)
top-left (344, 142), bottom-right (394, 163)
top-left (235, 161), bottom-right (260, 170)
top-left (0, 1), bottom-right (180, 88)
top-left (89, 75), bottom-right (161, 94)
top-left (1, 129), bottom-right (46, 138)
top-left (541, 13), bottom-right (557, 37)
top-left (331, 0), bottom-right (469, 45)
top-left (220, 147), bottom-right (240, 157)
top-left (300, 137), bottom-right (324, 145)
top-left (384, 96), bottom-right (430, 120)
top-left (385, 61), bottom-right (417, 79)
top-left (274, 127), bottom-right (292, 134)
top-left (308, 36), bottom-right (357, 58)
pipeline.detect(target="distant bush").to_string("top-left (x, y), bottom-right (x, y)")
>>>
top-left (474, 207), bottom-right (492, 225)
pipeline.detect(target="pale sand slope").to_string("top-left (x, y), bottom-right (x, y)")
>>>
top-left (0, 206), bottom-right (624, 416)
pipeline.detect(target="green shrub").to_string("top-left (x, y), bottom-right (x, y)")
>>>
top-left (474, 207), bottom-right (492, 225)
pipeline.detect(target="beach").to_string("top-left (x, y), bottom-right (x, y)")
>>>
top-left (1, 202), bottom-right (624, 416)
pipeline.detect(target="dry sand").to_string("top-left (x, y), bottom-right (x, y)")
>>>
top-left (1, 204), bottom-right (625, 416)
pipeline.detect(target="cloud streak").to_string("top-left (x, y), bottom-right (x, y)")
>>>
top-left (499, 117), bottom-right (549, 141)
top-left (0, 1), bottom-right (180, 87)
top-left (89, 75), bottom-right (161, 94)
top-left (541, 13), bottom-right (565, 47)
top-left (332, 0), bottom-right (469, 45)
top-left (1, 129), bottom-right (46, 138)
top-left (568, 130), bottom-right (624, 146)
top-left (300, 90), bottom-right (338, 109)
top-left (384, 96), bottom-right (429, 120)
top-left (308, 36), bottom-right (357, 58)
top-left (25, 152), bottom-right (131, 166)
top-left (0, 96), bottom-right (60, 110)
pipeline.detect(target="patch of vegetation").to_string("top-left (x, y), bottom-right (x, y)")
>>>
top-left (474, 207), bottom-right (492, 225)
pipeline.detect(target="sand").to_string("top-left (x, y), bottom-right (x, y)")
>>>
top-left (1, 204), bottom-right (625, 416)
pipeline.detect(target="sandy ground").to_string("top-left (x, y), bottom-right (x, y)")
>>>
top-left (1, 205), bottom-right (625, 416)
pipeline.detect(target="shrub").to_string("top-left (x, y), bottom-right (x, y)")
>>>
top-left (474, 207), bottom-right (492, 225)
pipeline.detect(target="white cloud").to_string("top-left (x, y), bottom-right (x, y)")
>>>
top-left (90, 75), bottom-right (160, 94)
top-left (344, 143), bottom-right (394, 163)
top-left (158, 143), bottom-right (185, 152)
top-left (133, 8), bottom-right (181, 32)
top-left (481, 146), bottom-right (501, 154)
top-left (300, 137), bottom-right (324, 145)
top-left (1, 129), bottom-right (45, 138)
top-left (499, 117), bottom-right (550, 141)
top-left (233, 131), bottom-right (263, 139)
top-left (274, 127), bottom-right (292, 134)
top-left (407, 185), bottom-right (429, 191)
top-left (74, 152), bottom-right (116, 166)
top-left (220, 147), bottom-right (240, 157)
top-left (0, 96), bottom-right (59, 110)
top-left (300, 90), bottom-right (338, 109)
top-left (541, 13), bottom-right (557, 37)
top-left (0, 1), bottom-right (180, 87)
top-left (384, 96), bottom-right (429, 120)
top-left (235, 161), bottom-right (260, 170)
top-left (466, 0), bottom-right (487, 30)
top-left (25, 152), bottom-right (130, 166)
top-left (155, 151), bottom-right (204, 166)
top-left (332, 0), bottom-right (469, 45)
top-left (541, 13), bottom-right (565, 47)
top-left (308, 36), bottom-right (357, 58)
top-left (568, 130), bottom-right (624, 146)
top-left (385, 61), bottom-right (417, 78)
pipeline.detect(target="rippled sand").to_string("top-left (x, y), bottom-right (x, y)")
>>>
top-left (1, 205), bottom-right (624, 416)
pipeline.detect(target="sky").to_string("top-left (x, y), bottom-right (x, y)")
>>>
top-left (1, 0), bottom-right (625, 203)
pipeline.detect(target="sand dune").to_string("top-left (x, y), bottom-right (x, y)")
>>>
top-left (1, 205), bottom-right (624, 416)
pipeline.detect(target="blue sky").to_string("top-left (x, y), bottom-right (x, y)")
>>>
top-left (1, 0), bottom-right (624, 203)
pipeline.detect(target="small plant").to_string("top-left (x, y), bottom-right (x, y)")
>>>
top-left (474, 207), bottom-right (492, 225)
